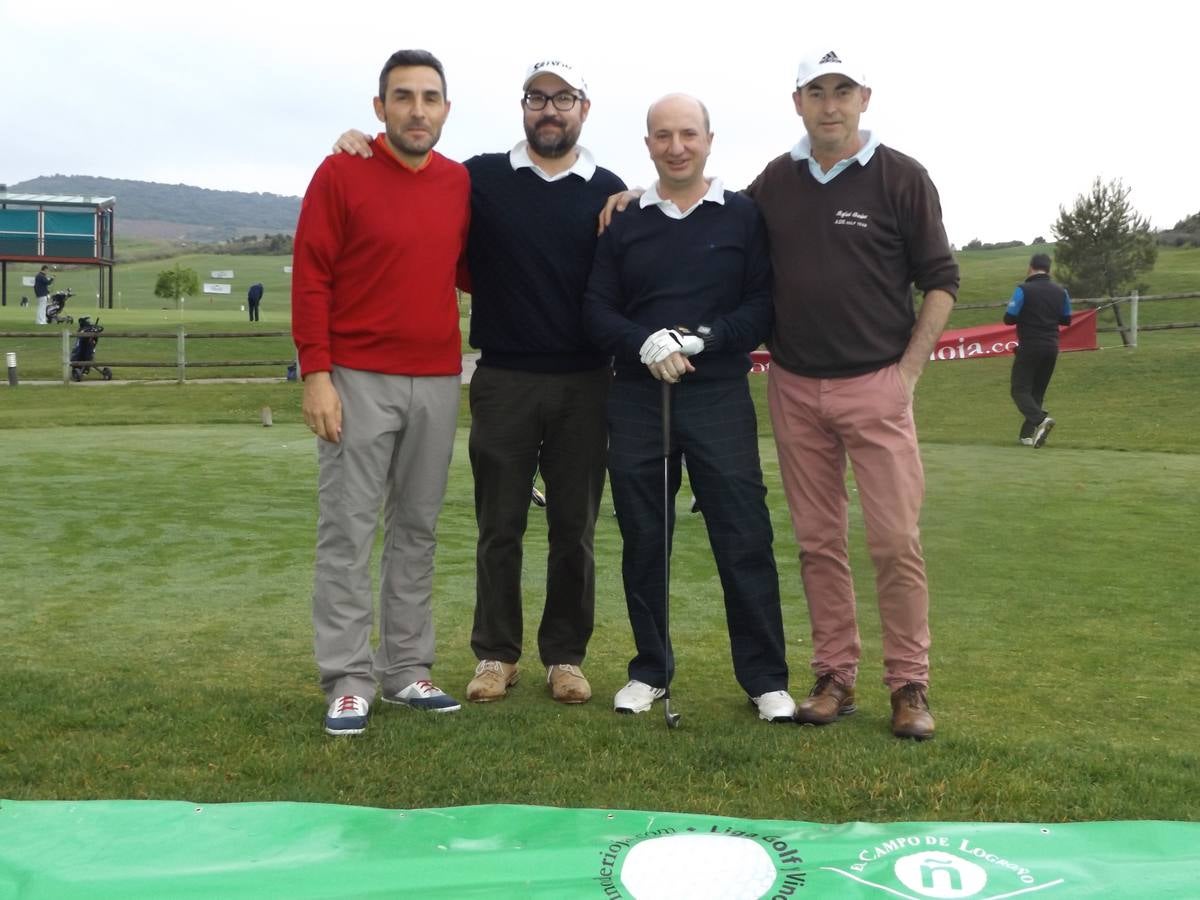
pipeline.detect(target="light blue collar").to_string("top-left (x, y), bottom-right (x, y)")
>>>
top-left (789, 130), bottom-right (880, 184)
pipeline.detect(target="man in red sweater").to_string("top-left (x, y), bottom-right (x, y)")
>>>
top-left (292, 49), bottom-right (470, 736)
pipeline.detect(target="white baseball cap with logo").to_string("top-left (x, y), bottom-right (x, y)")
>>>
top-left (523, 59), bottom-right (588, 95)
top-left (795, 48), bottom-right (867, 88)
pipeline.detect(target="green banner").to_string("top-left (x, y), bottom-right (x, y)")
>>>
top-left (0, 801), bottom-right (1195, 898)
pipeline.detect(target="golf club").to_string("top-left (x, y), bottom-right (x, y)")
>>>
top-left (661, 379), bottom-right (681, 730)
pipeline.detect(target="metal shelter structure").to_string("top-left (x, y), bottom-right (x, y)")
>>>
top-left (0, 190), bottom-right (116, 308)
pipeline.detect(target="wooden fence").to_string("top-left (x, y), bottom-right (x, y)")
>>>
top-left (952, 291), bottom-right (1200, 346)
top-left (3, 291), bottom-right (1196, 383)
top-left (0, 326), bottom-right (296, 383)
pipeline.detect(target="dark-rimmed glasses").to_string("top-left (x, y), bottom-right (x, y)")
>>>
top-left (522, 91), bottom-right (583, 111)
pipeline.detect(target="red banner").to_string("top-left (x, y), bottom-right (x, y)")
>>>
top-left (748, 308), bottom-right (1097, 373)
top-left (927, 307), bottom-right (1098, 362)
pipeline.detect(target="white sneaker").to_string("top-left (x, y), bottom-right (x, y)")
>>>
top-left (324, 695), bottom-right (369, 735)
top-left (1033, 416), bottom-right (1056, 448)
top-left (751, 690), bottom-right (797, 723)
top-left (383, 680), bottom-right (462, 713)
top-left (614, 679), bottom-right (666, 714)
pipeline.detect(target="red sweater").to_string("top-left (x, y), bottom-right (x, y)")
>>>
top-left (292, 136), bottom-right (470, 376)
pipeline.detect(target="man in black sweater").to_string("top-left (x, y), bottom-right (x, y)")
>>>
top-left (333, 60), bottom-right (625, 705)
top-left (584, 94), bottom-right (794, 722)
top-left (1004, 253), bottom-right (1072, 447)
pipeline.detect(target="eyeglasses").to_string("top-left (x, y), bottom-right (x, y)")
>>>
top-left (522, 90), bottom-right (583, 111)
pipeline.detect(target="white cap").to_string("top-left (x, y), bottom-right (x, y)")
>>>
top-left (523, 59), bottom-right (588, 95)
top-left (795, 48), bottom-right (866, 88)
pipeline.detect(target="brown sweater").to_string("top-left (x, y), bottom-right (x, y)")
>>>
top-left (747, 145), bottom-right (959, 378)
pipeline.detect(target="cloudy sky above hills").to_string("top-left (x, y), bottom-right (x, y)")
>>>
top-left (3, 0), bottom-right (1193, 246)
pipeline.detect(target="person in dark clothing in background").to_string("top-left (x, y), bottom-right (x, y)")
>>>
top-left (247, 282), bottom-right (264, 322)
top-left (1004, 253), bottom-right (1071, 447)
top-left (34, 265), bottom-right (54, 325)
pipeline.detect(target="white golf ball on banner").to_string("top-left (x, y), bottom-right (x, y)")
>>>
top-left (620, 834), bottom-right (778, 899)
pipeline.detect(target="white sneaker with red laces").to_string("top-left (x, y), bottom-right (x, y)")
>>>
top-left (324, 695), bottom-right (369, 736)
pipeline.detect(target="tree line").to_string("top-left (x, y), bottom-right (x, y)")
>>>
top-left (968, 177), bottom-right (1197, 300)
top-left (12, 175), bottom-right (300, 233)
top-left (152, 175), bottom-right (1191, 306)
top-left (200, 233), bottom-right (295, 255)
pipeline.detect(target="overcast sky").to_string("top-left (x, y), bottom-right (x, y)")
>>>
top-left (3, 0), bottom-right (1193, 247)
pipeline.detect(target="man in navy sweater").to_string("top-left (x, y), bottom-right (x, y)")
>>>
top-left (584, 94), bottom-right (795, 722)
top-left (1004, 253), bottom-right (1072, 447)
top-left (334, 59), bottom-right (625, 706)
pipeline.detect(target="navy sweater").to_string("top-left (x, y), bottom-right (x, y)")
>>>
top-left (463, 153), bottom-right (626, 373)
top-left (583, 192), bottom-right (773, 381)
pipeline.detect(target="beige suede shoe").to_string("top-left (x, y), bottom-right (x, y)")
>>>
top-left (466, 660), bottom-right (520, 702)
top-left (547, 664), bottom-right (591, 704)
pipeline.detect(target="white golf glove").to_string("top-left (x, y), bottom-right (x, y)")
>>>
top-left (639, 328), bottom-right (703, 365)
top-left (676, 332), bottom-right (704, 356)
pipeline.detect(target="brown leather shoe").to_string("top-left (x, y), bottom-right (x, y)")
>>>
top-left (890, 682), bottom-right (935, 740)
top-left (794, 673), bottom-right (856, 724)
top-left (547, 664), bottom-right (592, 703)
top-left (466, 660), bottom-right (519, 702)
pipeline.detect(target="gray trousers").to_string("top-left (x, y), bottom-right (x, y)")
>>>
top-left (312, 366), bottom-right (460, 701)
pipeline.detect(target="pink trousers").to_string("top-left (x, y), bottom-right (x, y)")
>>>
top-left (767, 363), bottom-right (931, 690)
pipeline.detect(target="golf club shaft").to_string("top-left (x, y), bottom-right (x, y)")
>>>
top-left (662, 380), bottom-right (680, 728)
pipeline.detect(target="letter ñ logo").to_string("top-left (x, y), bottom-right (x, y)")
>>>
top-left (819, 51), bottom-right (842, 64)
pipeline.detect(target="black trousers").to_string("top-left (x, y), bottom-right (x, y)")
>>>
top-left (1010, 346), bottom-right (1058, 437)
top-left (468, 364), bottom-right (611, 666)
top-left (248, 298), bottom-right (261, 322)
top-left (607, 376), bottom-right (788, 697)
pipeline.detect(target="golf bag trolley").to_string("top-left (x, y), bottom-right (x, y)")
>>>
top-left (70, 316), bottom-right (113, 381)
top-left (46, 289), bottom-right (75, 325)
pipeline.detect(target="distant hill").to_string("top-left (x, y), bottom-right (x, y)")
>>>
top-left (10, 175), bottom-right (301, 242)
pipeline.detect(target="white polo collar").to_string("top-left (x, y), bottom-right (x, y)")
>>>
top-left (509, 141), bottom-right (597, 182)
top-left (790, 130), bottom-right (880, 184)
top-left (640, 177), bottom-right (725, 220)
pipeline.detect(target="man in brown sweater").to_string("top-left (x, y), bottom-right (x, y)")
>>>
top-left (748, 48), bottom-right (959, 740)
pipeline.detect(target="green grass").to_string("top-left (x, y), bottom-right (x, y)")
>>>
top-left (946, 244), bottom-right (1200, 332)
top-left (3, 244), bottom-right (1197, 379)
top-left (0, 251), bottom-right (474, 378)
top-left (1, 253), bottom-right (299, 380)
top-left (1, 329), bottom-right (1197, 823)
